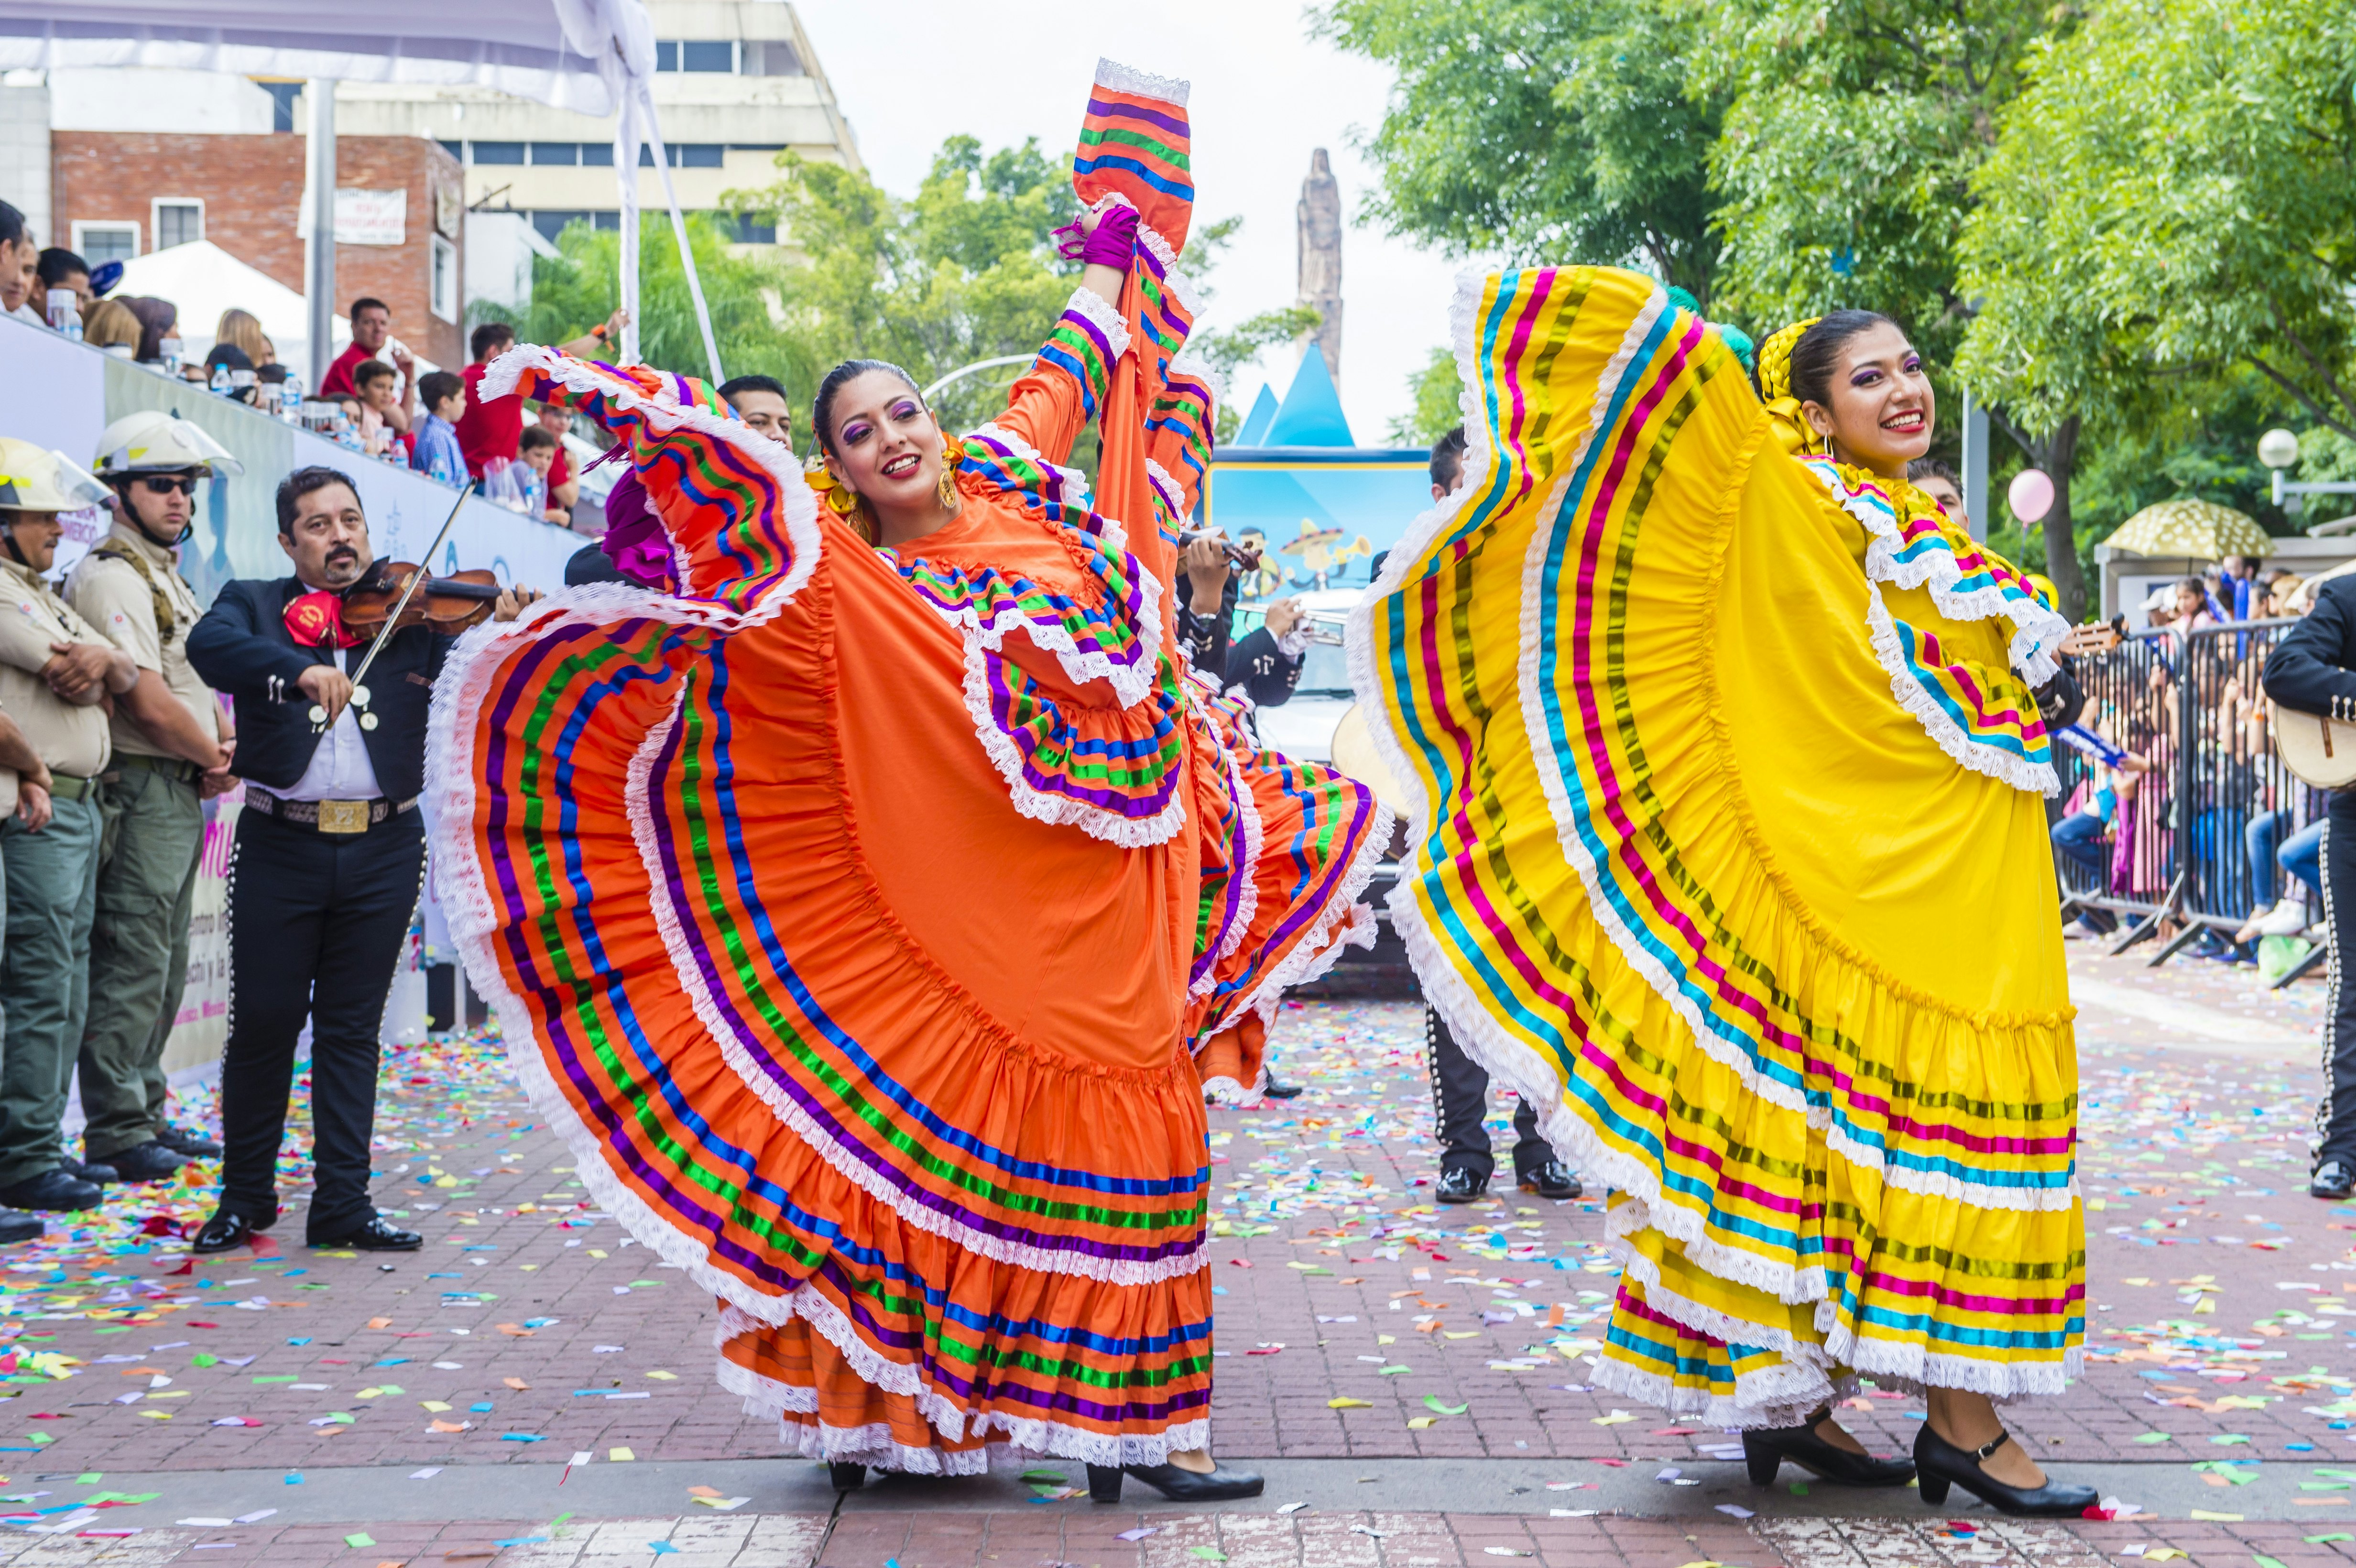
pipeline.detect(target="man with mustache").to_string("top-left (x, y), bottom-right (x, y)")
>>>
top-left (185, 468), bottom-right (541, 1253)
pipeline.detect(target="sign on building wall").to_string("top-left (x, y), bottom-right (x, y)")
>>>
top-left (295, 187), bottom-right (407, 245)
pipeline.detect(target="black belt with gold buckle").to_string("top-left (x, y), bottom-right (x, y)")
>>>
top-left (246, 789), bottom-right (417, 834)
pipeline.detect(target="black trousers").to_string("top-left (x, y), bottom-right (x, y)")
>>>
top-left (2320, 798), bottom-right (2356, 1171)
top-left (218, 807), bottom-right (425, 1239)
top-left (1426, 1006), bottom-right (1552, 1183)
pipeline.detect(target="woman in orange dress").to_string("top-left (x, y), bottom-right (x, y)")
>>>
top-left (424, 61), bottom-right (1387, 1501)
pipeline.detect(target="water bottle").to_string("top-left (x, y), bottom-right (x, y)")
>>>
top-left (280, 371), bottom-right (305, 426)
top-left (482, 457), bottom-right (524, 513)
top-left (46, 289), bottom-right (80, 340)
top-left (159, 337), bottom-right (183, 378)
top-left (209, 362), bottom-right (232, 396)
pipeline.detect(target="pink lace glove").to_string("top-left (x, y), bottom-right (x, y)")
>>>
top-left (1054, 201), bottom-right (1139, 270)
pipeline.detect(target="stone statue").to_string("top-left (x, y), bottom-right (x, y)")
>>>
top-left (1297, 148), bottom-right (1343, 381)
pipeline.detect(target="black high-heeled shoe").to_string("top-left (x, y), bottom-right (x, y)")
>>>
top-left (1742, 1418), bottom-right (1915, 1486)
top-left (1913, 1423), bottom-right (2096, 1516)
top-left (1087, 1461), bottom-right (1265, 1503)
top-left (829, 1462), bottom-right (866, 1491)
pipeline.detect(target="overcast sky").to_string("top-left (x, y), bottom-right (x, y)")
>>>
top-left (795, 0), bottom-right (1479, 446)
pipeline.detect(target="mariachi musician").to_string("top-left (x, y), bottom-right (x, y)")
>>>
top-left (185, 465), bottom-right (541, 1253)
top-left (2264, 574), bottom-right (2356, 1202)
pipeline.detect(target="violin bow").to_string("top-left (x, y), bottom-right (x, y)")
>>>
top-left (311, 485), bottom-right (476, 734)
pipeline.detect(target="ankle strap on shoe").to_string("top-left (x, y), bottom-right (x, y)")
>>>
top-left (1973, 1430), bottom-right (2012, 1462)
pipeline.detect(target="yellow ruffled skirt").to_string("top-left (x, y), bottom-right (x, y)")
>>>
top-left (1350, 266), bottom-right (2082, 1423)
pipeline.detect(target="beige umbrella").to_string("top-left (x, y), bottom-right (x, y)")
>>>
top-left (2102, 498), bottom-right (2273, 559)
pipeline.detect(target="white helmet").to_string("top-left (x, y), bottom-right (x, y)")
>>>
top-left (92, 411), bottom-right (243, 478)
top-left (0, 438), bottom-right (109, 513)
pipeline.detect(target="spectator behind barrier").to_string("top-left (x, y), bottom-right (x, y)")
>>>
top-left (409, 371), bottom-right (466, 488)
top-left (457, 310), bottom-right (626, 481)
top-left (717, 374), bottom-right (793, 446)
top-left (0, 201), bottom-right (39, 326)
top-left (533, 403), bottom-right (580, 517)
top-left (349, 360), bottom-right (414, 459)
top-left (36, 249), bottom-right (89, 314)
top-left (120, 297), bottom-right (177, 364)
top-left (518, 425), bottom-right (567, 523)
top-left (1908, 457), bottom-right (1968, 534)
top-left (82, 300), bottom-right (141, 357)
top-left (319, 297), bottom-right (393, 401)
top-left (214, 308), bottom-right (274, 369)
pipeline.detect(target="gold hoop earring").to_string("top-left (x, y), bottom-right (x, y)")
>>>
top-left (938, 436), bottom-right (960, 509)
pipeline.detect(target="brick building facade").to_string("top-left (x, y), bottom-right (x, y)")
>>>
top-left (50, 132), bottom-right (467, 368)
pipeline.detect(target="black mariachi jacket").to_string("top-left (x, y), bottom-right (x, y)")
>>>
top-left (2265, 575), bottom-right (2356, 722)
top-left (186, 576), bottom-right (452, 802)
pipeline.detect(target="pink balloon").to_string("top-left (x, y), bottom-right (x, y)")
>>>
top-left (2008, 468), bottom-right (2055, 524)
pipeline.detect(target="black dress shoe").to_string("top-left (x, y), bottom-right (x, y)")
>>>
top-left (1914, 1423), bottom-right (2097, 1515)
top-left (0, 1169), bottom-right (104, 1212)
top-left (1518, 1161), bottom-right (1583, 1200)
top-left (192, 1210), bottom-right (262, 1254)
top-left (1262, 1076), bottom-right (1305, 1100)
top-left (92, 1142), bottom-right (185, 1184)
top-left (1743, 1418), bottom-right (1914, 1486)
top-left (1087, 1461), bottom-right (1265, 1503)
top-left (156, 1125), bottom-right (223, 1159)
top-left (62, 1159), bottom-right (116, 1186)
top-left (829, 1462), bottom-right (865, 1490)
top-left (0, 1209), bottom-right (40, 1245)
top-left (2315, 1160), bottom-right (2355, 1200)
top-left (308, 1217), bottom-right (423, 1252)
top-left (1435, 1166), bottom-right (1488, 1204)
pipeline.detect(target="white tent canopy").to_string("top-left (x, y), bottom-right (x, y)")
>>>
top-left (0, 3), bottom-right (616, 113)
top-left (0, 0), bottom-right (720, 384)
top-left (113, 239), bottom-right (317, 365)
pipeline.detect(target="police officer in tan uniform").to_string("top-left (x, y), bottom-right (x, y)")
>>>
top-left (0, 437), bottom-right (138, 1214)
top-left (69, 414), bottom-right (239, 1181)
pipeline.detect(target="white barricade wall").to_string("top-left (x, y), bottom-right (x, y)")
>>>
top-left (0, 316), bottom-right (586, 1079)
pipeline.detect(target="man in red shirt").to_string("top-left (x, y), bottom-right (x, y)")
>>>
top-left (318, 297), bottom-right (393, 400)
top-left (457, 312), bottom-right (626, 482)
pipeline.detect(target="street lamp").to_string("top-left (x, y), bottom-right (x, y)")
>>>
top-left (2258, 427), bottom-right (2356, 534)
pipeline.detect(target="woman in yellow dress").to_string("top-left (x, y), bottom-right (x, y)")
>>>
top-left (1351, 273), bottom-right (2094, 1516)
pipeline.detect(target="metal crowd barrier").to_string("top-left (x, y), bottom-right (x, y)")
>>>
top-left (2051, 617), bottom-right (2329, 987)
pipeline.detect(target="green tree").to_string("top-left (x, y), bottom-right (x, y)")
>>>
top-left (482, 212), bottom-right (805, 392)
top-left (1956, 0), bottom-right (2355, 616)
top-left (1318, 0), bottom-right (1725, 303)
top-left (1387, 346), bottom-right (1462, 446)
top-left (728, 136), bottom-right (1080, 435)
top-left (1697, 0), bottom-right (2058, 345)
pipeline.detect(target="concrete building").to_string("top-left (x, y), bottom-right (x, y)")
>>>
top-left (331, 0), bottom-right (861, 248)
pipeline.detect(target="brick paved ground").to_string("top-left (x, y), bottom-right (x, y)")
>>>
top-left (0, 1508), bottom-right (2353, 1567)
top-left (0, 941), bottom-right (2341, 1559)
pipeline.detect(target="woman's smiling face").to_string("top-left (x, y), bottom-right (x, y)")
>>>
top-left (1805, 320), bottom-right (1935, 475)
top-left (823, 369), bottom-right (943, 516)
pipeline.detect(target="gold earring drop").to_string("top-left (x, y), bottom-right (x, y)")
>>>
top-left (938, 436), bottom-right (960, 508)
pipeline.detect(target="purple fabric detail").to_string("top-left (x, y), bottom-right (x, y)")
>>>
top-left (1055, 202), bottom-right (1139, 268)
top-left (599, 469), bottom-right (680, 593)
top-left (1081, 203), bottom-right (1139, 270)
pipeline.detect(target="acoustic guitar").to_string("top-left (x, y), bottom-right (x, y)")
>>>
top-left (2275, 702), bottom-right (2356, 790)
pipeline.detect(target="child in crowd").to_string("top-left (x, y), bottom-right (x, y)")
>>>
top-left (534, 403), bottom-right (581, 516)
top-left (517, 425), bottom-right (568, 523)
top-left (350, 359), bottom-right (415, 460)
top-left (409, 370), bottom-right (467, 488)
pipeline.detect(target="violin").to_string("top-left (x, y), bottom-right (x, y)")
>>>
top-left (340, 560), bottom-right (505, 640)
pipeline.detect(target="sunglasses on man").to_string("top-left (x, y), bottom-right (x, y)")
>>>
top-left (134, 475), bottom-right (203, 496)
